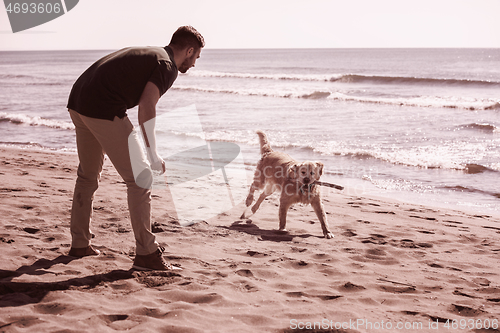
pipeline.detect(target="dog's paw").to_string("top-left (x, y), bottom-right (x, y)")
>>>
top-left (240, 209), bottom-right (253, 219)
top-left (324, 232), bottom-right (335, 239)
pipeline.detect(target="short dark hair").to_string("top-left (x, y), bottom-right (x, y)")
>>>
top-left (169, 26), bottom-right (205, 50)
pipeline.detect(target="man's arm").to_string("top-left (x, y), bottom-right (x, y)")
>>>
top-left (138, 82), bottom-right (165, 173)
top-left (138, 81), bottom-right (160, 125)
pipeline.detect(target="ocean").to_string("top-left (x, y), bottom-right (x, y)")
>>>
top-left (1, 48), bottom-right (499, 215)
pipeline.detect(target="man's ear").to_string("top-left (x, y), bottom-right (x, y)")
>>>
top-left (185, 46), bottom-right (194, 57)
top-left (316, 162), bottom-right (324, 177)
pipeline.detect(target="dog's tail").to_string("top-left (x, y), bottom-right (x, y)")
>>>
top-left (256, 130), bottom-right (273, 156)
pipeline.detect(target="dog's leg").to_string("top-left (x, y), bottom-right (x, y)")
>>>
top-left (250, 183), bottom-right (274, 214)
top-left (241, 183), bottom-right (274, 219)
top-left (241, 186), bottom-right (253, 219)
top-left (244, 162), bottom-right (267, 208)
top-left (278, 196), bottom-right (293, 232)
top-left (311, 198), bottom-right (334, 239)
top-left (245, 182), bottom-right (259, 207)
top-left (241, 180), bottom-right (263, 219)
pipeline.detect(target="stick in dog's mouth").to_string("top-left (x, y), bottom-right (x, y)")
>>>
top-left (313, 181), bottom-right (344, 191)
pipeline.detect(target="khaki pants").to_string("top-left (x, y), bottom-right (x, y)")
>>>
top-left (69, 109), bottom-right (158, 255)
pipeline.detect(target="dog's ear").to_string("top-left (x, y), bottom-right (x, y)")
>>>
top-left (315, 162), bottom-right (324, 177)
top-left (287, 163), bottom-right (298, 179)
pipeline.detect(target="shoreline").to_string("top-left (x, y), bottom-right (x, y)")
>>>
top-left (2, 142), bottom-right (499, 221)
top-left (1, 146), bottom-right (499, 332)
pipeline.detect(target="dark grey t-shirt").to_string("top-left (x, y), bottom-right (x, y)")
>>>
top-left (67, 46), bottom-right (178, 120)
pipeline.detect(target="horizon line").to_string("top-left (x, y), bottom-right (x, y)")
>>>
top-left (1, 46), bottom-right (499, 52)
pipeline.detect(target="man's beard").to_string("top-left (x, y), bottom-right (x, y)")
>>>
top-left (178, 55), bottom-right (194, 73)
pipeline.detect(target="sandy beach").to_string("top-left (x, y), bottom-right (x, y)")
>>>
top-left (0, 146), bottom-right (499, 333)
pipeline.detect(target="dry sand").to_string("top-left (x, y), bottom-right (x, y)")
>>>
top-left (0, 146), bottom-right (499, 333)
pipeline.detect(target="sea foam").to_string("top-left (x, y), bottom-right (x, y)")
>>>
top-left (0, 112), bottom-right (74, 130)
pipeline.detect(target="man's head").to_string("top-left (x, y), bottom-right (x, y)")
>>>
top-left (168, 26), bottom-right (205, 73)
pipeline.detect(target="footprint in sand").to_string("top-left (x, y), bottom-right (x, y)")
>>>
top-left (443, 220), bottom-right (463, 228)
top-left (33, 302), bottom-right (70, 315)
top-left (417, 230), bottom-right (435, 234)
top-left (97, 314), bottom-right (139, 330)
top-left (427, 263), bottom-right (444, 268)
top-left (342, 229), bottom-right (357, 237)
top-left (134, 271), bottom-right (183, 288)
top-left (0, 316), bottom-right (43, 329)
top-left (311, 253), bottom-right (330, 260)
top-left (342, 247), bottom-right (358, 254)
top-left (483, 225), bottom-right (500, 234)
top-left (365, 248), bottom-right (387, 258)
top-left (472, 277), bottom-right (491, 286)
top-left (100, 314), bottom-right (129, 322)
top-left (0, 187), bottom-right (26, 192)
top-left (246, 250), bottom-right (268, 258)
top-left (364, 248), bottom-right (399, 265)
top-left (285, 291), bottom-right (342, 301)
top-left (453, 289), bottom-right (479, 298)
top-left (380, 285), bottom-right (416, 293)
top-left (22, 227), bottom-right (40, 234)
top-left (448, 304), bottom-right (486, 317)
top-left (235, 269), bottom-right (254, 278)
top-left (0, 237), bottom-right (15, 243)
top-left (409, 215), bottom-right (437, 221)
top-left (338, 282), bottom-right (366, 292)
top-left (361, 234), bottom-right (387, 245)
top-left (240, 282), bottom-right (259, 292)
top-left (402, 311), bottom-right (455, 324)
top-left (133, 307), bottom-right (167, 319)
top-left (100, 221), bottom-right (130, 234)
top-left (290, 247), bottom-right (307, 253)
top-left (350, 246), bottom-right (400, 266)
top-left (396, 239), bottom-right (433, 249)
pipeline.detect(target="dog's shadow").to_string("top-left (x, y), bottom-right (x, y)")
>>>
top-left (225, 220), bottom-right (315, 242)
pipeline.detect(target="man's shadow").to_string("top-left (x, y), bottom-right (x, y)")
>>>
top-left (0, 255), bottom-right (135, 308)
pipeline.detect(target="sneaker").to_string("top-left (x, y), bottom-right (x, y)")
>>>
top-left (69, 245), bottom-right (101, 258)
top-left (132, 247), bottom-right (181, 271)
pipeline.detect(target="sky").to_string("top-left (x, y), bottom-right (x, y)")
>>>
top-left (0, 0), bottom-right (499, 50)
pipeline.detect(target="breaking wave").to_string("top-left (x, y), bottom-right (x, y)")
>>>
top-left (0, 112), bottom-right (74, 130)
top-left (163, 129), bottom-right (499, 175)
top-left (455, 123), bottom-right (499, 133)
top-left (187, 70), bottom-right (500, 87)
top-left (172, 85), bottom-right (500, 110)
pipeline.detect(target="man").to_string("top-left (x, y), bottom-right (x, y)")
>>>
top-left (66, 26), bottom-right (204, 271)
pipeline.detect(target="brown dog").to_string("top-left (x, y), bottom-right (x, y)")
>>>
top-left (241, 130), bottom-right (334, 239)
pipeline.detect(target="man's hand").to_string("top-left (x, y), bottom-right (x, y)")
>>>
top-left (149, 159), bottom-right (166, 174)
